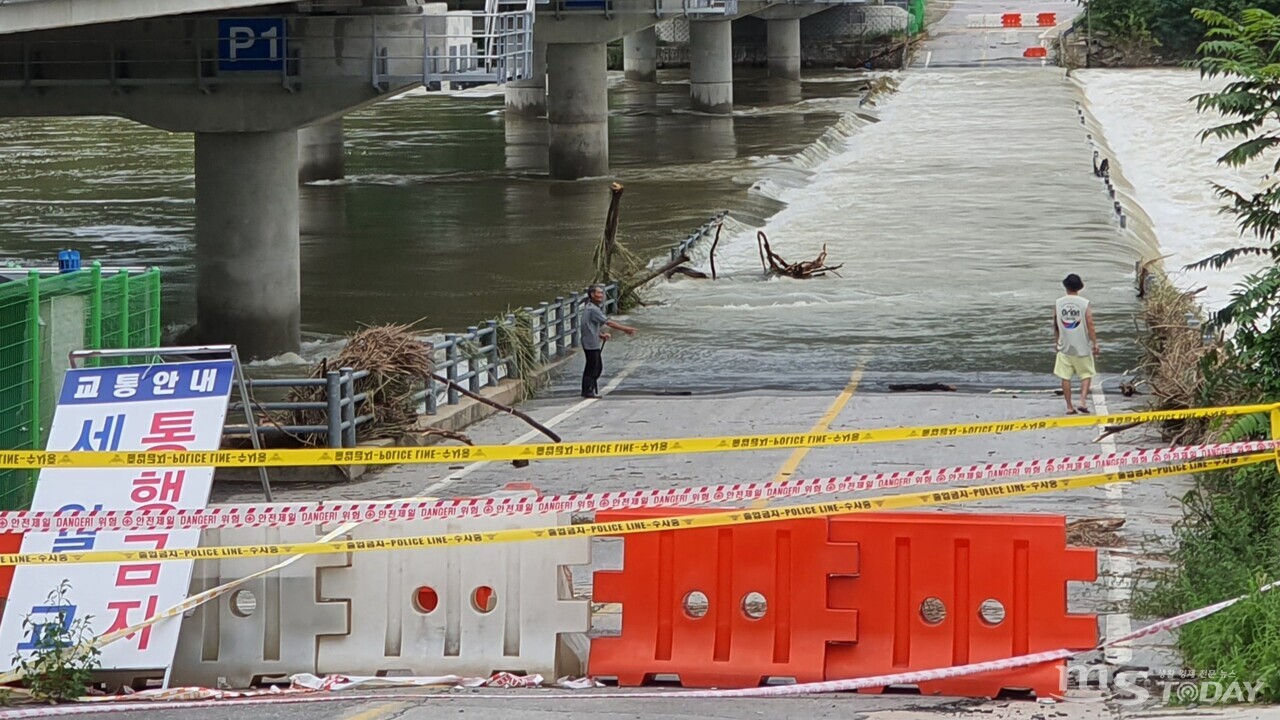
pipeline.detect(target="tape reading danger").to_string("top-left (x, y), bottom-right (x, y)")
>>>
top-left (0, 440), bottom-right (1271, 532)
top-left (0, 402), bottom-right (1273, 470)
top-left (0, 453), bottom-right (1267, 567)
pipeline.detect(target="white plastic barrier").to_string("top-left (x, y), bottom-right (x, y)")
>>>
top-left (316, 501), bottom-right (590, 677)
top-left (169, 491), bottom-right (590, 687)
top-left (170, 525), bottom-right (348, 688)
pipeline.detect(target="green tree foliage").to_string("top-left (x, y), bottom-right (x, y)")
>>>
top-left (1137, 9), bottom-right (1280, 700)
top-left (1192, 7), bottom-right (1280, 406)
top-left (1082, 0), bottom-right (1280, 59)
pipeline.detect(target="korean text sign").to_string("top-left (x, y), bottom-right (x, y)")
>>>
top-left (0, 360), bottom-right (234, 670)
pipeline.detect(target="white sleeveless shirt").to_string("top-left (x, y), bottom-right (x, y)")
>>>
top-left (1056, 295), bottom-right (1091, 357)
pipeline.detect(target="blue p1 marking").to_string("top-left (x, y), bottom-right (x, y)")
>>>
top-left (218, 18), bottom-right (287, 72)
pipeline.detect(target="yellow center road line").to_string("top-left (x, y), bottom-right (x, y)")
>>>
top-left (341, 701), bottom-right (408, 720)
top-left (750, 362), bottom-right (867, 509)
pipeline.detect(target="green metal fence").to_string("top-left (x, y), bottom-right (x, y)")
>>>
top-left (0, 263), bottom-right (162, 510)
top-left (908, 0), bottom-right (926, 35)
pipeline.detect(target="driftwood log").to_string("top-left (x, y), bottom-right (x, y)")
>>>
top-left (709, 220), bottom-right (724, 280)
top-left (757, 231), bottom-right (843, 279)
top-left (601, 182), bottom-right (624, 280)
top-left (430, 372), bottom-right (561, 444)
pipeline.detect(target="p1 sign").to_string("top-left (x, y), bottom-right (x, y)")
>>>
top-left (218, 18), bottom-right (286, 72)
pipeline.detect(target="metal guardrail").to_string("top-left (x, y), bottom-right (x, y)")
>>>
top-left (543, 0), bottom-right (737, 16)
top-left (0, 0), bottom-right (758, 93)
top-left (415, 284), bottom-right (620, 416)
top-left (0, 8), bottom-right (538, 91)
top-left (670, 210), bottom-right (729, 263)
top-left (223, 368), bottom-right (374, 449)
top-left (224, 212), bottom-right (726, 448)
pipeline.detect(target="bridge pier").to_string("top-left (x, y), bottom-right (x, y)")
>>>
top-left (766, 18), bottom-right (801, 80)
top-left (504, 41), bottom-right (548, 116)
top-left (547, 42), bottom-right (609, 180)
top-left (623, 27), bottom-right (658, 82)
top-left (689, 19), bottom-right (733, 114)
top-left (754, 5), bottom-right (826, 81)
top-left (298, 119), bottom-right (345, 183)
top-left (195, 131), bottom-right (302, 360)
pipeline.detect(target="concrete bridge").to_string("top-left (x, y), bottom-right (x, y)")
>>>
top-left (0, 0), bottom-right (875, 360)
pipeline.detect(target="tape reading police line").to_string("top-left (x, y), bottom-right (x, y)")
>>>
top-left (0, 453), bottom-right (1268, 567)
top-left (0, 402), bottom-right (1274, 470)
top-left (1, 440), bottom-right (1272, 532)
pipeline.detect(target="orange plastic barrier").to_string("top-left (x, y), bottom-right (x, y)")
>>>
top-left (0, 532), bottom-right (22, 610)
top-left (590, 508), bottom-right (859, 687)
top-left (1023, 47), bottom-right (1048, 58)
top-left (1037, 12), bottom-right (1057, 26)
top-left (1001, 13), bottom-right (1022, 27)
top-left (824, 513), bottom-right (1096, 697)
top-left (590, 510), bottom-right (1096, 697)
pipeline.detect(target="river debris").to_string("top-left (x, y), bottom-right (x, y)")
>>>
top-left (1137, 265), bottom-right (1221, 443)
top-left (1067, 518), bottom-right (1125, 548)
top-left (861, 75), bottom-right (900, 107)
top-left (595, 184), bottom-right (841, 290)
top-left (889, 383), bottom-right (956, 392)
top-left (286, 322), bottom-right (442, 444)
top-left (757, 231), bottom-right (844, 279)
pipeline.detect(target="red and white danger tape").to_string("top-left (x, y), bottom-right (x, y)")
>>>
top-left (0, 441), bottom-right (1270, 532)
top-left (0, 580), bottom-right (1273, 716)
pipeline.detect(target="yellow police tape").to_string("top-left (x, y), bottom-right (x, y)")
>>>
top-left (1, 402), bottom-right (1276, 470)
top-left (1273, 407), bottom-right (1280, 472)
top-left (0, 453), bottom-right (1269, 567)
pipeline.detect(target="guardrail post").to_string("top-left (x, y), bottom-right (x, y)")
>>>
top-left (504, 313), bottom-right (521, 379)
top-left (325, 370), bottom-right (342, 449)
top-left (569, 292), bottom-right (581, 348)
top-left (539, 302), bottom-right (551, 360)
top-left (467, 326), bottom-right (482, 393)
top-left (425, 374), bottom-right (438, 415)
top-left (485, 320), bottom-right (500, 385)
top-left (341, 366), bottom-right (357, 448)
top-left (554, 296), bottom-right (566, 356)
top-left (445, 335), bottom-right (460, 405)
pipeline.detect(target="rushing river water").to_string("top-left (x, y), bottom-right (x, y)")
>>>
top-left (0, 61), bottom-right (1158, 395)
top-left (1075, 69), bottom-right (1269, 316)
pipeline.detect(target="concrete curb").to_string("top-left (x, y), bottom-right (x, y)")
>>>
top-left (214, 351), bottom-right (578, 485)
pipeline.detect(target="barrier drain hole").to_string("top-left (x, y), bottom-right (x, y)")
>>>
top-left (741, 592), bottom-right (767, 620)
top-left (231, 590), bottom-right (256, 618)
top-left (919, 597), bottom-right (946, 625)
top-left (979, 598), bottom-right (1006, 625)
top-left (471, 586), bottom-right (497, 613)
top-left (683, 591), bottom-right (709, 619)
top-left (414, 587), bottom-right (440, 614)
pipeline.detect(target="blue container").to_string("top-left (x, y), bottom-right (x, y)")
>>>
top-left (58, 249), bottom-right (81, 273)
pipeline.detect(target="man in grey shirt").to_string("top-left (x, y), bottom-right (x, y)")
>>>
top-left (580, 285), bottom-right (636, 398)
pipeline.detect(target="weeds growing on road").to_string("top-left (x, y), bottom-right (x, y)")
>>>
top-left (11, 580), bottom-right (101, 703)
top-left (1132, 8), bottom-right (1280, 702)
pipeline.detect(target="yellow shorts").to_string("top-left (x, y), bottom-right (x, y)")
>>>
top-left (1055, 352), bottom-right (1096, 380)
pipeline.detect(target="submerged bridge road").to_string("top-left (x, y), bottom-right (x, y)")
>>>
top-left (202, 361), bottom-right (1209, 720)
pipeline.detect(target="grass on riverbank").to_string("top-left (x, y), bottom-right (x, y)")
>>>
top-left (1135, 265), bottom-right (1220, 442)
top-left (1132, 268), bottom-right (1280, 701)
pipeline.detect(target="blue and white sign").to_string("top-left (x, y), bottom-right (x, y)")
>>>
top-left (0, 360), bottom-right (235, 672)
top-left (218, 18), bottom-right (287, 72)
